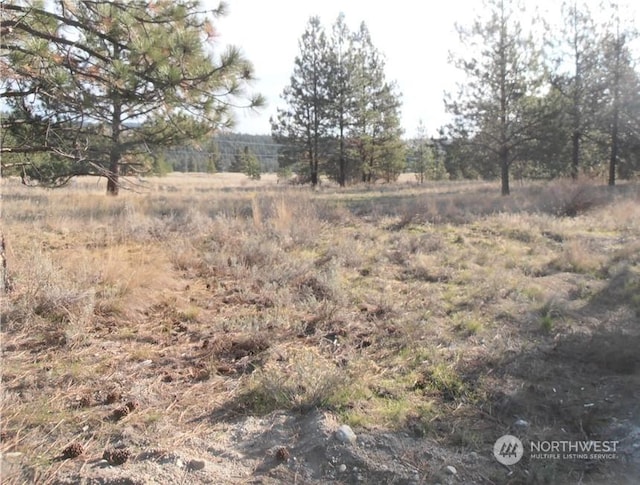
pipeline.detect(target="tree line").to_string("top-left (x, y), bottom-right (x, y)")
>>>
top-left (1, 1), bottom-right (638, 195)
top-left (445, 0), bottom-right (640, 194)
top-left (162, 134), bottom-right (279, 174)
top-left (274, 1), bottom-right (640, 193)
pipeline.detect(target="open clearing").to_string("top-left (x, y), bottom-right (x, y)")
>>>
top-left (1, 173), bottom-right (639, 484)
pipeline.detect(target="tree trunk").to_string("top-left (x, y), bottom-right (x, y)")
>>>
top-left (107, 45), bottom-right (122, 196)
top-left (106, 153), bottom-right (120, 195)
top-left (608, 34), bottom-right (621, 187)
top-left (501, 149), bottom-right (510, 196)
top-left (609, 109), bottom-right (619, 186)
top-left (571, 130), bottom-right (580, 180)
top-left (1, 233), bottom-right (8, 294)
top-left (338, 136), bottom-right (346, 187)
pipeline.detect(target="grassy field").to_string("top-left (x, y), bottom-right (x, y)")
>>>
top-left (1, 173), bottom-right (639, 484)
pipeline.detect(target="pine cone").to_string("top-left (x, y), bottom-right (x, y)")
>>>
top-left (62, 442), bottom-right (84, 459)
top-left (105, 391), bottom-right (121, 404)
top-left (125, 400), bottom-right (140, 412)
top-left (275, 446), bottom-right (290, 462)
top-left (103, 447), bottom-right (131, 465)
top-left (76, 395), bottom-right (93, 408)
top-left (112, 405), bottom-right (130, 420)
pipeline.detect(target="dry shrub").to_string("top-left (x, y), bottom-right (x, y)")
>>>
top-left (2, 247), bottom-right (95, 348)
top-left (545, 180), bottom-right (610, 217)
top-left (549, 239), bottom-right (606, 275)
top-left (404, 253), bottom-right (451, 283)
top-left (248, 345), bottom-right (349, 412)
top-left (5, 248), bottom-right (93, 324)
top-left (590, 196), bottom-right (640, 232)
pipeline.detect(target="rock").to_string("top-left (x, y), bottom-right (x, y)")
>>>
top-left (338, 464), bottom-right (347, 473)
top-left (446, 465), bottom-right (457, 475)
top-left (187, 459), bottom-right (206, 471)
top-left (514, 419), bottom-right (529, 430)
top-left (335, 425), bottom-right (357, 444)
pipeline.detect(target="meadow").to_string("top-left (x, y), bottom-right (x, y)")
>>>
top-left (1, 173), bottom-right (639, 484)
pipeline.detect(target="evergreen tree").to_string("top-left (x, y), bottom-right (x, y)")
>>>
top-left (446, 0), bottom-right (547, 195)
top-left (229, 145), bottom-right (260, 179)
top-left (599, 3), bottom-right (640, 185)
top-left (409, 121), bottom-right (443, 183)
top-left (273, 16), bottom-right (403, 186)
top-left (325, 14), bottom-right (357, 187)
top-left (551, 1), bottom-right (603, 179)
top-left (351, 22), bottom-right (404, 183)
top-left (271, 16), bottom-right (330, 186)
top-left (242, 146), bottom-right (261, 180)
top-left (1, 1), bottom-right (263, 194)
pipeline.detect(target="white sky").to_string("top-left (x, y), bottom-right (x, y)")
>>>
top-left (208, 0), bottom-right (639, 138)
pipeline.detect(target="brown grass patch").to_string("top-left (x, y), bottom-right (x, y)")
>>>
top-left (1, 174), bottom-right (639, 484)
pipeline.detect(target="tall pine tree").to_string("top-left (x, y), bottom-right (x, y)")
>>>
top-left (446, 0), bottom-right (546, 195)
top-left (271, 16), bottom-right (329, 186)
top-left (599, 3), bottom-right (640, 185)
top-left (351, 22), bottom-right (404, 183)
top-left (273, 15), bottom-right (403, 186)
top-left (1, 0), bottom-right (262, 194)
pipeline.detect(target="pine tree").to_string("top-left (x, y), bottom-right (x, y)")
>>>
top-left (552, 1), bottom-right (603, 179)
top-left (351, 22), bottom-right (404, 183)
top-left (410, 121), bottom-right (436, 183)
top-left (1, 1), bottom-right (263, 194)
top-left (274, 16), bottom-right (403, 186)
top-left (271, 16), bottom-right (330, 187)
top-left (446, 0), bottom-right (546, 195)
top-left (599, 3), bottom-right (640, 185)
top-left (242, 146), bottom-right (261, 180)
top-left (325, 14), bottom-right (357, 187)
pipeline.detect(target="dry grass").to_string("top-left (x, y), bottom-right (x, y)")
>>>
top-left (1, 173), bottom-right (639, 484)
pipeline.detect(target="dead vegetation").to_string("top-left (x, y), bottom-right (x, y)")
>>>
top-left (1, 174), bottom-right (639, 484)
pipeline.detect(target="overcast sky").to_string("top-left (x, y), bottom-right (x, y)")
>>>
top-left (208, 0), bottom-right (639, 138)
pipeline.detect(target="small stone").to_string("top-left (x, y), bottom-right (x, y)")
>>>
top-left (3, 452), bottom-right (23, 459)
top-left (446, 465), bottom-right (457, 475)
top-left (514, 419), bottom-right (529, 430)
top-left (187, 459), bottom-right (206, 471)
top-left (335, 425), bottom-right (357, 444)
top-left (338, 464), bottom-right (347, 473)
top-left (175, 458), bottom-right (184, 468)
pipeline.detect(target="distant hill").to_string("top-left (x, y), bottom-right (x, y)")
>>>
top-left (163, 133), bottom-right (281, 173)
